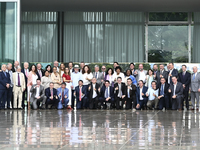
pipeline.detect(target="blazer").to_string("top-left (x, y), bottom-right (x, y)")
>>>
top-left (190, 73), bottom-right (200, 92)
top-left (136, 86), bottom-right (148, 104)
top-left (126, 84), bottom-right (136, 99)
top-left (155, 70), bottom-right (168, 85)
top-left (158, 83), bottom-right (169, 96)
top-left (45, 87), bottom-right (57, 101)
top-left (169, 82), bottom-right (183, 99)
top-left (30, 84), bottom-right (45, 99)
top-left (178, 71), bottom-right (191, 91)
top-left (168, 69), bottom-right (178, 84)
top-left (100, 85), bottom-right (114, 100)
top-left (88, 83), bottom-right (100, 99)
top-left (114, 82), bottom-right (126, 98)
top-left (0, 71), bottom-right (11, 90)
top-left (36, 69), bottom-right (45, 80)
top-left (134, 70), bottom-right (147, 83)
top-left (12, 72), bottom-right (26, 92)
top-left (75, 85), bottom-right (88, 100)
top-left (92, 72), bottom-right (104, 86)
top-left (27, 71), bottom-right (39, 89)
top-left (57, 87), bottom-right (69, 102)
top-left (21, 69), bottom-right (29, 87)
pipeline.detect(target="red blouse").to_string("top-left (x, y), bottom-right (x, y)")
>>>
top-left (62, 74), bottom-right (71, 83)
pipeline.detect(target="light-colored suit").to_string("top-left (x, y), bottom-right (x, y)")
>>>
top-left (93, 72), bottom-right (104, 87)
top-left (190, 72), bottom-right (200, 108)
top-left (134, 69), bottom-right (147, 83)
top-left (12, 72), bottom-right (26, 108)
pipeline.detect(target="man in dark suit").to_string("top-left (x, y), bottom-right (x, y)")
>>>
top-left (99, 80), bottom-right (115, 109)
top-left (125, 78), bottom-right (136, 109)
top-left (168, 76), bottom-right (183, 110)
top-left (158, 77), bottom-right (169, 110)
top-left (155, 64), bottom-right (168, 86)
top-left (36, 63), bottom-right (45, 80)
top-left (178, 65), bottom-right (191, 110)
top-left (136, 80), bottom-right (148, 110)
top-left (88, 78), bottom-right (101, 109)
top-left (74, 80), bottom-right (88, 109)
top-left (0, 64), bottom-right (11, 109)
top-left (21, 62), bottom-right (29, 109)
top-left (168, 63), bottom-right (178, 85)
top-left (114, 77), bottom-right (126, 109)
top-left (45, 82), bottom-right (59, 109)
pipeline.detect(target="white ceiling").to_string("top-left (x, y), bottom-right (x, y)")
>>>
top-left (21, 0), bottom-right (200, 12)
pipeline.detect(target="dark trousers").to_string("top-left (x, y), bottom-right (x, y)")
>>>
top-left (76, 97), bottom-right (88, 109)
top-left (99, 97), bottom-right (115, 109)
top-left (0, 90), bottom-right (7, 109)
top-left (125, 97), bottom-right (133, 109)
top-left (115, 97), bottom-right (126, 109)
top-left (159, 95), bottom-right (169, 110)
top-left (46, 98), bottom-right (59, 108)
top-left (172, 97), bottom-right (182, 110)
top-left (183, 90), bottom-right (189, 109)
top-left (7, 87), bottom-right (13, 108)
top-left (22, 87), bottom-right (27, 109)
top-left (71, 90), bottom-right (75, 108)
top-left (89, 97), bottom-right (99, 109)
top-left (136, 99), bottom-right (148, 110)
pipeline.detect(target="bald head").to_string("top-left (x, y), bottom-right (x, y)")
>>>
top-left (193, 66), bottom-right (198, 73)
top-left (24, 62), bottom-right (29, 69)
top-left (14, 61), bottom-right (19, 68)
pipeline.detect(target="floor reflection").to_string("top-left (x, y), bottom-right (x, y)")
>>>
top-left (0, 109), bottom-right (200, 149)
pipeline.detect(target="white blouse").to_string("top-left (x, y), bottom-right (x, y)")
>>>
top-left (113, 72), bottom-right (125, 83)
top-left (82, 73), bottom-right (93, 85)
top-left (32, 74), bottom-right (38, 85)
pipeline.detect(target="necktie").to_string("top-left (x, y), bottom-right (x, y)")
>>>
top-left (51, 89), bottom-right (53, 100)
top-left (193, 74), bottom-right (195, 80)
top-left (18, 73), bottom-right (20, 86)
top-left (161, 84), bottom-right (164, 96)
top-left (128, 87), bottom-right (130, 98)
top-left (4, 72), bottom-right (7, 77)
top-left (103, 72), bottom-right (105, 77)
top-left (118, 84), bottom-right (122, 98)
top-left (160, 70), bottom-right (163, 75)
top-left (79, 87), bottom-right (82, 101)
top-left (62, 90), bottom-right (64, 104)
top-left (26, 70), bottom-right (28, 78)
top-left (95, 72), bottom-right (97, 78)
top-left (39, 70), bottom-right (42, 78)
top-left (106, 88), bottom-right (109, 98)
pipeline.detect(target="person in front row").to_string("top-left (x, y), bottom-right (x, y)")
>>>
top-left (125, 78), bottom-right (136, 110)
top-left (12, 66), bottom-right (26, 109)
top-left (146, 81), bottom-right (159, 110)
top-left (114, 77), bottom-right (126, 109)
top-left (168, 76), bottom-right (183, 111)
top-left (99, 80), bottom-right (115, 109)
top-left (45, 82), bottom-right (59, 109)
top-left (57, 82), bottom-right (70, 109)
top-left (30, 79), bottom-right (46, 109)
top-left (136, 80), bottom-right (148, 110)
top-left (88, 78), bottom-right (101, 109)
top-left (74, 80), bottom-right (88, 109)
top-left (157, 77), bottom-right (169, 110)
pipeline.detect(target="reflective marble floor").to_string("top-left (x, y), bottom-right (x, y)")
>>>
top-left (0, 109), bottom-right (200, 150)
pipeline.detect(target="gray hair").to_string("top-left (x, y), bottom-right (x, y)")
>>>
top-left (94, 65), bottom-right (99, 68)
top-left (16, 66), bottom-right (21, 69)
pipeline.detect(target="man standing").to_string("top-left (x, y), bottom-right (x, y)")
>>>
top-left (21, 62), bottom-right (29, 109)
top-left (129, 63), bottom-right (136, 77)
top-left (153, 64), bottom-right (158, 78)
top-left (168, 63), bottom-right (178, 84)
top-left (125, 78), bottom-right (136, 109)
top-left (155, 64), bottom-right (168, 86)
top-left (93, 65), bottom-right (104, 87)
top-left (79, 61), bottom-right (85, 73)
top-left (136, 80), bottom-right (148, 110)
top-left (0, 64), bottom-right (10, 109)
top-left (168, 76), bottom-right (183, 110)
top-left (178, 65), bottom-right (191, 110)
top-left (68, 62), bottom-right (74, 74)
top-left (6, 63), bottom-right (14, 109)
top-left (54, 61), bottom-right (59, 72)
top-left (12, 61), bottom-right (19, 72)
top-left (36, 63), bottom-right (44, 80)
top-left (57, 82), bottom-right (69, 109)
top-left (30, 79), bottom-right (46, 109)
top-left (101, 65), bottom-right (106, 79)
top-left (190, 66), bottom-right (200, 110)
top-left (12, 66), bottom-right (26, 109)
top-left (134, 64), bottom-right (147, 84)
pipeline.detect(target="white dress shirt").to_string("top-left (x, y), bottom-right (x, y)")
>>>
top-left (173, 83), bottom-right (177, 96)
top-left (35, 86), bottom-right (40, 98)
top-left (92, 84), bottom-right (97, 98)
top-left (139, 71), bottom-right (146, 82)
top-left (140, 87), bottom-right (143, 100)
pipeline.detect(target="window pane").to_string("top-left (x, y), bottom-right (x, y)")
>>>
top-left (148, 26), bottom-right (188, 62)
top-left (149, 12), bottom-right (188, 21)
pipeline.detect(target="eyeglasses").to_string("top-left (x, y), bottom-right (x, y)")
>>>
top-left (102, 68), bottom-right (106, 69)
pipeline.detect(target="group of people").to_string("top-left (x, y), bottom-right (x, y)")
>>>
top-left (0, 61), bottom-right (199, 111)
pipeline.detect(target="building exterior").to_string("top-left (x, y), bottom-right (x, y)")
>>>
top-left (0, 0), bottom-right (200, 64)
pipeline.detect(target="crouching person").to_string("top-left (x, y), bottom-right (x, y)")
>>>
top-left (146, 81), bottom-right (159, 110)
top-left (57, 82), bottom-right (69, 109)
top-left (30, 79), bottom-right (46, 109)
top-left (45, 82), bottom-right (59, 109)
top-left (136, 80), bottom-right (148, 110)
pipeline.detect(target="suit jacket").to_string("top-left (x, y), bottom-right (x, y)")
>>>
top-left (12, 67), bottom-right (17, 73)
top-left (134, 70), bottom-right (147, 83)
top-left (21, 69), bottom-right (29, 87)
top-left (12, 72), bottom-right (26, 92)
top-left (168, 69), bottom-right (178, 84)
top-left (158, 83), bottom-right (169, 96)
top-left (75, 85), bottom-right (88, 100)
top-left (178, 71), bottom-right (191, 91)
top-left (155, 70), bottom-right (168, 85)
top-left (45, 87), bottom-right (57, 101)
top-left (36, 69), bottom-right (45, 80)
top-left (100, 85), bottom-right (114, 100)
top-left (93, 72), bottom-right (104, 86)
top-left (88, 83), bottom-right (100, 99)
top-left (0, 71), bottom-right (11, 90)
top-left (126, 84), bottom-right (136, 99)
top-left (136, 86), bottom-right (148, 104)
top-left (169, 82), bottom-right (183, 99)
top-left (30, 84), bottom-right (45, 99)
top-left (190, 73), bottom-right (200, 92)
top-left (57, 87), bottom-right (69, 102)
top-left (114, 82), bottom-right (126, 98)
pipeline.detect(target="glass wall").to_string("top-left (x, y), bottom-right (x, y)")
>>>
top-left (0, 2), bottom-right (17, 63)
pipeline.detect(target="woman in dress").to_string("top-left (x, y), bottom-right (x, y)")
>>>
top-left (145, 69), bottom-right (154, 88)
top-left (51, 66), bottom-right (62, 89)
top-left (125, 69), bottom-right (137, 86)
top-left (27, 64), bottom-right (38, 109)
top-left (45, 65), bottom-right (52, 76)
top-left (41, 71), bottom-right (52, 89)
top-left (82, 65), bottom-right (93, 89)
top-left (105, 68), bottom-right (114, 87)
top-left (59, 63), bottom-right (65, 82)
top-left (62, 67), bottom-right (72, 109)
top-left (113, 66), bottom-right (125, 83)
